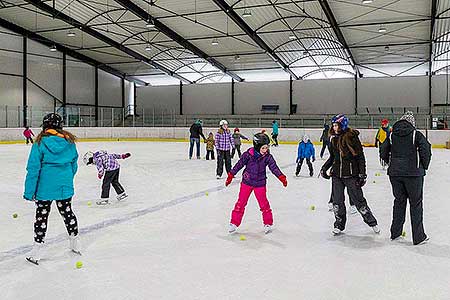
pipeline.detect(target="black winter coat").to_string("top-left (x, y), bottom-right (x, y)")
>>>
top-left (322, 129), bottom-right (366, 178)
top-left (380, 120), bottom-right (431, 177)
top-left (189, 123), bottom-right (206, 139)
top-left (320, 125), bottom-right (330, 143)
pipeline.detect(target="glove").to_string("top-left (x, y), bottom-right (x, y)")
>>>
top-left (320, 169), bottom-right (330, 180)
top-left (98, 173), bottom-right (103, 179)
top-left (122, 153), bottom-right (131, 159)
top-left (225, 172), bottom-right (234, 186)
top-left (278, 174), bottom-right (288, 187)
top-left (356, 174), bottom-right (367, 187)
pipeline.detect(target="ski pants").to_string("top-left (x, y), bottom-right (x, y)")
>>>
top-left (206, 149), bottom-right (215, 160)
top-left (320, 141), bottom-right (329, 158)
top-left (231, 145), bottom-right (242, 158)
top-left (231, 183), bottom-right (273, 226)
top-left (216, 150), bottom-right (232, 177)
top-left (332, 176), bottom-right (377, 230)
top-left (34, 199), bottom-right (78, 243)
top-left (389, 176), bottom-right (427, 245)
top-left (296, 158), bottom-right (313, 175)
top-left (101, 168), bottom-right (125, 199)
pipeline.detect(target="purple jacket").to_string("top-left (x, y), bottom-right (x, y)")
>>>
top-left (231, 148), bottom-right (283, 187)
top-left (93, 151), bottom-right (122, 176)
top-left (215, 129), bottom-right (235, 151)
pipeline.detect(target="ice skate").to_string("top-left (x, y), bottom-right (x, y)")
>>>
top-left (309, 170), bottom-right (314, 177)
top-left (69, 235), bottom-right (82, 255)
top-left (371, 225), bottom-right (381, 234)
top-left (216, 175), bottom-right (222, 179)
top-left (96, 198), bottom-right (110, 205)
top-left (416, 237), bottom-right (429, 245)
top-left (116, 192), bottom-right (128, 201)
top-left (391, 235), bottom-right (405, 242)
top-left (228, 223), bottom-right (237, 234)
top-left (349, 205), bottom-right (358, 214)
top-left (332, 228), bottom-right (342, 236)
top-left (328, 202), bottom-right (334, 211)
top-left (264, 225), bottom-right (272, 234)
top-left (26, 242), bottom-right (44, 265)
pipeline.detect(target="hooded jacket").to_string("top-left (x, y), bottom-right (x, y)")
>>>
top-left (380, 120), bottom-right (431, 177)
top-left (189, 122), bottom-right (206, 139)
top-left (24, 134), bottom-right (78, 201)
top-left (230, 148), bottom-right (283, 187)
top-left (321, 128), bottom-right (366, 178)
top-left (297, 140), bottom-right (315, 160)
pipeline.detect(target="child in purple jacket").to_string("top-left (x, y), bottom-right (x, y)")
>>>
top-left (225, 133), bottom-right (287, 234)
top-left (83, 150), bottom-right (131, 205)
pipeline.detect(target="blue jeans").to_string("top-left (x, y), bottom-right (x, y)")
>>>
top-left (189, 138), bottom-right (201, 158)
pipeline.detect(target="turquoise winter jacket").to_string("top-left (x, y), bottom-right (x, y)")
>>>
top-left (24, 135), bottom-right (78, 201)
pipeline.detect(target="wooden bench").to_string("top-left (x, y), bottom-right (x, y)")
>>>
top-left (261, 105), bottom-right (279, 114)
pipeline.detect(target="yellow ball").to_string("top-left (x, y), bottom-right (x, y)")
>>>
top-left (401, 231), bottom-right (406, 237)
top-left (87, 201), bottom-right (92, 206)
top-left (76, 261), bottom-right (83, 269)
top-left (310, 205), bottom-right (315, 211)
top-left (12, 213), bottom-right (18, 218)
top-left (239, 235), bottom-right (246, 241)
top-left (205, 192), bottom-right (209, 196)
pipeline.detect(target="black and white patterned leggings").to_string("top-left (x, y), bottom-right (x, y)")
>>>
top-left (34, 199), bottom-right (78, 243)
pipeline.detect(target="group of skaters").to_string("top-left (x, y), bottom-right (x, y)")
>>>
top-left (21, 110), bottom-right (432, 264)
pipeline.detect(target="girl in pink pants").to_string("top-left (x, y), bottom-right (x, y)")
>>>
top-left (226, 133), bottom-right (287, 234)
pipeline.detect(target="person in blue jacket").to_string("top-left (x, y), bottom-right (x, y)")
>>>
top-left (23, 113), bottom-right (80, 265)
top-left (271, 120), bottom-right (279, 147)
top-left (295, 135), bottom-right (315, 177)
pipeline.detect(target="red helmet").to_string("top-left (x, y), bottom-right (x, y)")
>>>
top-left (234, 127), bottom-right (239, 132)
top-left (381, 119), bottom-right (389, 126)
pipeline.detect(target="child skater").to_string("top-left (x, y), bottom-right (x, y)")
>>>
top-left (23, 126), bottom-right (34, 144)
top-left (205, 132), bottom-right (215, 160)
top-left (231, 128), bottom-right (249, 159)
top-left (295, 134), bottom-right (315, 177)
top-left (225, 133), bottom-right (287, 234)
top-left (375, 119), bottom-right (392, 170)
top-left (84, 150), bottom-right (131, 205)
top-left (24, 113), bottom-right (80, 265)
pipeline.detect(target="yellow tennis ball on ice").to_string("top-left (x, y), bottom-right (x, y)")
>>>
top-left (401, 231), bottom-right (406, 237)
top-left (12, 213), bottom-right (18, 218)
top-left (239, 235), bottom-right (246, 241)
top-left (87, 201), bottom-right (92, 206)
top-left (205, 192), bottom-right (209, 196)
top-left (75, 261), bottom-right (83, 269)
top-left (310, 205), bottom-right (315, 211)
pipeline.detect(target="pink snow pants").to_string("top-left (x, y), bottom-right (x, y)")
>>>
top-left (230, 183), bottom-right (273, 227)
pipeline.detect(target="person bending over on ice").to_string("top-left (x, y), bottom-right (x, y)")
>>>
top-left (375, 119), bottom-right (392, 170)
top-left (23, 126), bottom-right (34, 145)
top-left (84, 150), bottom-right (131, 205)
top-left (226, 133), bottom-right (287, 234)
top-left (24, 113), bottom-right (80, 265)
top-left (320, 114), bottom-right (380, 236)
top-left (296, 134), bottom-right (315, 177)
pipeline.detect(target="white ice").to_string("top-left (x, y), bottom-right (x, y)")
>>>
top-left (0, 141), bottom-right (449, 300)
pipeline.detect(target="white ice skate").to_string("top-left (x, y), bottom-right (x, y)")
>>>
top-left (371, 225), bottom-right (381, 234)
top-left (116, 192), bottom-right (128, 201)
top-left (96, 199), bottom-right (110, 205)
top-left (391, 236), bottom-right (405, 242)
top-left (350, 205), bottom-right (358, 214)
top-left (417, 237), bottom-right (429, 245)
top-left (228, 223), bottom-right (237, 234)
top-left (332, 228), bottom-right (342, 236)
top-left (264, 225), bottom-right (272, 234)
top-left (328, 203), bottom-right (334, 211)
top-left (216, 175), bottom-right (222, 179)
top-left (26, 242), bottom-right (44, 265)
top-left (69, 235), bottom-right (82, 255)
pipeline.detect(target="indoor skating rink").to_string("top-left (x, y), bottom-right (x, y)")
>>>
top-left (0, 141), bottom-right (449, 300)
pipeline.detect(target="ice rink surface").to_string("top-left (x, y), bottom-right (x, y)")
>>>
top-left (0, 141), bottom-right (449, 300)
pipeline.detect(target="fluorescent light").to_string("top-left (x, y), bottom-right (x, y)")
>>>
top-left (211, 38), bottom-right (219, 46)
top-left (242, 9), bottom-right (252, 17)
top-left (378, 26), bottom-right (387, 33)
top-left (146, 18), bottom-right (155, 28)
top-left (67, 31), bottom-right (76, 37)
top-left (49, 45), bottom-right (57, 52)
top-left (362, 0), bottom-right (373, 4)
top-left (289, 34), bottom-right (297, 40)
top-left (145, 44), bottom-right (151, 51)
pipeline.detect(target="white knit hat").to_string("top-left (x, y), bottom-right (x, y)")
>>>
top-left (400, 111), bottom-right (416, 127)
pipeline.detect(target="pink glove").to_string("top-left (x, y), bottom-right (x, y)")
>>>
top-left (122, 153), bottom-right (131, 159)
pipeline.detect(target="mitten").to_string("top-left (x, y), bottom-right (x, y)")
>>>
top-left (225, 172), bottom-right (234, 186)
top-left (278, 174), bottom-right (288, 187)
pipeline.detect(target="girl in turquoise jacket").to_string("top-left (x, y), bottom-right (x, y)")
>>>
top-left (24, 113), bottom-right (80, 265)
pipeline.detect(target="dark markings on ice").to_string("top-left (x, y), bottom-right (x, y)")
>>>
top-left (0, 162), bottom-right (296, 263)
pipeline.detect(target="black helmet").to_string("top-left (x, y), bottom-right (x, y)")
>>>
top-left (42, 113), bottom-right (63, 130)
top-left (253, 133), bottom-right (270, 152)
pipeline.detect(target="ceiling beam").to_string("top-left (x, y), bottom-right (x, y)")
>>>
top-left (114, 0), bottom-right (243, 82)
top-left (23, 0), bottom-right (192, 84)
top-left (211, 0), bottom-right (300, 80)
top-left (430, 0), bottom-right (438, 70)
top-left (318, 0), bottom-right (359, 76)
top-left (0, 16), bottom-right (147, 86)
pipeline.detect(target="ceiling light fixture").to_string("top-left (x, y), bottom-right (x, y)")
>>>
top-left (385, 45), bottom-right (390, 51)
top-left (211, 38), bottom-right (219, 46)
top-left (378, 26), bottom-right (387, 33)
top-left (146, 18), bottom-right (155, 28)
top-left (242, 9), bottom-right (252, 18)
top-left (289, 34), bottom-right (297, 40)
top-left (49, 45), bottom-right (57, 52)
top-left (67, 31), bottom-right (76, 37)
top-left (362, 0), bottom-right (373, 4)
top-left (145, 44), bottom-right (152, 51)
top-left (234, 54), bottom-right (241, 60)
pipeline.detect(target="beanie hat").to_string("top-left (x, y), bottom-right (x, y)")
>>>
top-left (400, 111), bottom-right (416, 127)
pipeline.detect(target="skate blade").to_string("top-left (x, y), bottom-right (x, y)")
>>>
top-left (71, 250), bottom-right (82, 256)
top-left (264, 229), bottom-right (272, 235)
top-left (117, 195), bottom-right (128, 202)
top-left (26, 257), bottom-right (39, 265)
top-left (96, 201), bottom-right (110, 205)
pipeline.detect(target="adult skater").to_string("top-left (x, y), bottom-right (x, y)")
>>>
top-left (271, 120), bottom-right (279, 146)
top-left (23, 113), bottom-right (80, 264)
top-left (189, 119), bottom-right (206, 159)
top-left (320, 114), bottom-right (379, 235)
top-left (215, 120), bottom-right (234, 179)
top-left (319, 123), bottom-right (330, 158)
top-left (226, 133), bottom-right (287, 234)
top-left (380, 111), bottom-right (431, 245)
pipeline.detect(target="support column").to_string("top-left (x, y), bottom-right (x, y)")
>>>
top-left (22, 36), bottom-right (27, 127)
top-left (62, 52), bottom-right (67, 108)
top-left (289, 76), bottom-right (293, 115)
top-left (179, 81), bottom-right (183, 115)
top-left (133, 82), bottom-right (137, 115)
top-left (121, 77), bottom-right (125, 109)
top-left (231, 78), bottom-right (235, 115)
top-left (94, 66), bottom-right (99, 126)
top-left (354, 74), bottom-right (358, 115)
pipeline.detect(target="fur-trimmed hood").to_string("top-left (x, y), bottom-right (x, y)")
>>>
top-left (329, 128), bottom-right (363, 156)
